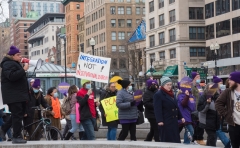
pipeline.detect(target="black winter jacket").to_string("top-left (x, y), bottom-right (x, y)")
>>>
top-left (0, 56), bottom-right (29, 104)
top-left (143, 89), bottom-right (157, 119)
top-left (99, 89), bottom-right (118, 127)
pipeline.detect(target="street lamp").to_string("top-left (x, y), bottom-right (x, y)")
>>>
top-left (51, 56), bottom-right (55, 63)
top-left (57, 33), bottom-right (67, 82)
top-left (89, 37), bottom-right (96, 99)
top-left (201, 62), bottom-right (209, 83)
top-left (150, 58), bottom-right (154, 76)
top-left (210, 42), bottom-right (220, 76)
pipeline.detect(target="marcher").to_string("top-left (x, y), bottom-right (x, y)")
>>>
top-left (116, 79), bottom-right (138, 141)
top-left (198, 83), bottom-right (219, 146)
top-left (64, 85), bottom-right (85, 140)
top-left (0, 46), bottom-right (29, 144)
top-left (154, 76), bottom-right (185, 143)
top-left (77, 79), bottom-right (96, 140)
top-left (99, 82), bottom-right (118, 140)
top-left (215, 71), bottom-right (240, 148)
top-left (191, 72), bottom-right (205, 145)
top-left (23, 79), bottom-right (50, 140)
top-left (45, 87), bottom-right (64, 140)
top-left (143, 79), bottom-right (160, 142)
top-left (178, 89), bottom-right (196, 144)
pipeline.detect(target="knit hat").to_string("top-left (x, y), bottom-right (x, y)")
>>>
top-left (213, 76), bottom-right (222, 83)
top-left (229, 71), bottom-right (240, 84)
top-left (32, 79), bottom-right (40, 89)
top-left (117, 79), bottom-right (131, 89)
top-left (160, 76), bottom-right (172, 86)
top-left (146, 79), bottom-right (156, 87)
top-left (8, 46), bottom-right (21, 55)
top-left (191, 72), bottom-right (199, 79)
top-left (81, 79), bottom-right (90, 85)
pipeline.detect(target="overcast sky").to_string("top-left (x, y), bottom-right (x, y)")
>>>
top-left (0, 0), bottom-right (9, 23)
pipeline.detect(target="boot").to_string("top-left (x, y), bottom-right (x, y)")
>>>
top-left (79, 131), bottom-right (84, 140)
top-left (64, 132), bottom-right (73, 140)
top-left (12, 137), bottom-right (27, 144)
top-left (196, 140), bottom-right (206, 145)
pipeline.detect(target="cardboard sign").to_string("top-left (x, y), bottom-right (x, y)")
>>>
top-left (180, 76), bottom-right (193, 92)
top-left (100, 96), bottom-right (118, 122)
top-left (76, 52), bottom-right (111, 83)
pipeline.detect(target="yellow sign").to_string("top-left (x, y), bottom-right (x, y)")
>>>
top-left (100, 96), bottom-right (118, 122)
top-left (110, 76), bottom-right (123, 90)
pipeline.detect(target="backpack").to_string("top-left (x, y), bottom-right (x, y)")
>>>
top-left (62, 96), bottom-right (71, 115)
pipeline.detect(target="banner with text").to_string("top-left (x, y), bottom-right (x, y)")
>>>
top-left (101, 96), bottom-right (118, 122)
top-left (76, 52), bottom-right (111, 83)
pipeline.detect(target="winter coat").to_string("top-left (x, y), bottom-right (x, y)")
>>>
top-left (143, 89), bottom-right (157, 119)
top-left (99, 88), bottom-right (118, 127)
top-left (116, 89), bottom-right (138, 120)
top-left (153, 89), bottom-right (182, 143)
top-left (0, 55), bottom-right (29, 104)
top-left (198, 93), bottom-right (220, 131)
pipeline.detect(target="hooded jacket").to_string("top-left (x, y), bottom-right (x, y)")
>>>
top-left (143, 89), bottom-right (158, 119)
top-left (0, 55), bottom-right (29, 104)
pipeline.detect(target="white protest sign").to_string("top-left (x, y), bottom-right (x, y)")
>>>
top-left (76, 52), bottom-right (111, 83)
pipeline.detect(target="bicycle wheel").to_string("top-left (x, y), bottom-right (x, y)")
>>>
top-left (45, 126), bottom-right (63, 140)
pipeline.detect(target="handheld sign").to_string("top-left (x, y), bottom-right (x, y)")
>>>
top-left (180, 76), bottom-right (193, 92)
top-left (206, 83), bottom-right (219, 99)
top-left (76, 52), bottom-right (111, 83)
top-left (100, 96), bottom-right (118, 122)
top-left (58, 82), bottom-right (70, 94)
top-left (134, 90), bottom-right (143, 101)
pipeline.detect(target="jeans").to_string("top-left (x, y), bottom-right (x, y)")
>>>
top-left (229, 124), bottom-right (240, 148)
top-left (107, 126), bottom-right (117, 140)
top-left (205, 129), bottom-right (217, 146)
top-left (69, 114), bottom-right (84, 133)
top-left (216, 126), bottom-right (231, 148)
top-left (81, 118), bottom-right (96, 140)
top-left (184, 124), bottom-right (194, 144)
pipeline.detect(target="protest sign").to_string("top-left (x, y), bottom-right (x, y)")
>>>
top-left (58, 82), bottom-right (70, 94)
top-left (76, 52), bottom-right (111, 83)
top-left (100, 96), bottom-right (118, 122)
top-left (206, 83), bottom-right (219, 99)
top-left (134, 90), bottom-right (143, 101)
top-left (180, 76), bottom-right (192, 92)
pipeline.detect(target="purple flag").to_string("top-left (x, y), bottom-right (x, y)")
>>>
top-left (134, 90), bottom-right (143, 101)
top-left (180, 76), bottom-right (193, 92)
top-left (58, 82), bottom-right (70, 94)
top-left (206, 83), bottom-right (219, 99)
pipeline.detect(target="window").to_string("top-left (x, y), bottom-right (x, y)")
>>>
top-left (126, 7), bottom-right (132, 14)
top-left (118, 7), bottom-right (124, 14)
top-left (77, 14), bottom-right (80, 20)
top-left (190, 47), bottom-right (205, 57)
top-left (110, 7), bottom-right (116, 14)
top-left (159, 51), bottom-right (165, 59)
top-left (205, 24), bottom-right (214, 40)
top-left (218, 43), bottom-right (231, 59)
top-left (143, 7), bottom-right (145, 14)
top-left (170, 49), bottom-right (176, 59)
top-left (118, 0), bottom-right (123, 2)
top-left (205, 2), bottom-right (214, 19)
top-left (119, 59), bottom-right (126, 68)
top-left (111, 19), bottom-right (116, 27)
top-left (136, 7), bottom-right (140, 14)
top-left (149, 35), bottom-right (155, 47)
top-left (216, 0), bottom-right (230, 16)
top-left (149, 1), bottom-right (154, 12)
top-left (24, 23), bottom-right (27, 26)
top-left (127, 0), bottom-right (131, 2)
top-left (189, 27), bottom-right (205, 39)
top-left (232, 17), bottom-right (240, 34)
top-left (189, 7), bottom-right (203, 19)
top-left (24, 29), bottom-right (27, 32)
top-left (24, 46), bottom-right (28, 49)
top-left (118, 19), bottom-right (125, 27)
top-left (198, 48), bottom-right (205, 57)
top-left (159, 14), bottom-right (164, 26)
top-left (127, 19), bottom-right (132, 27)
top-left (119, 45), bottom-right (125, 52)
top-left (118, 32), bottom-right (125, 40)
top-left (169, 10), bottom-right (175, 23)
top-left (233, 0), bottom-right (240, 10)
top-left (169, 29), bottom-right (175, 42)
top-left (150, 18), bottom-right (155, 29)
top-left (111, 32), bottom-right (116, 40)
top-left (216, 20), bottom-right (230, 38)
top-left (135, 0), bottom-right (140, 3)
top-left (233, 40), bottom-right (240, 57)
top-left (169, 0), bottom-right (175, 4)
top-left (159, 32), bottom-right (164, 45)
top-left (24, 34), bottom-right (27, 38)
top-left (112, 59), bottom-right (117, 68)
top-left (159, 0), bottom-right (164, 8)
top-left (150, 54), bottom-right (155, 61)
top-left (52, 36), bottom-right (54, 41)
top-left (76, 4), bottom-right (80, 9)
top-left (112, 45), bottom-right (117, 52)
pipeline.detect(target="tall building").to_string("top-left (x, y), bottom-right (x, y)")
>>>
top-left (56, 26), bottom-right (66, 66)
top-left (62, 0), bottom-right (84, 68)
top-left (78, 16), bottom-right (85, 53)
top-left (205, 0), bottom-right (240, 81)
top-left (145, 0), bottom-right (206, 80)
top-left (0, 19), bottom-right (11, 62)
top-left (84, 0), bottom-right (145, 79)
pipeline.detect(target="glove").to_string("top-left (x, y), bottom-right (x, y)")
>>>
top-left (130, 100), bottom-right (136, 106)
top-left (87, 89), bottom-right (92, 95)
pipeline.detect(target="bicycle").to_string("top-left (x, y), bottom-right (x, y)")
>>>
top-left (22, 106), bottom-right (63, 141)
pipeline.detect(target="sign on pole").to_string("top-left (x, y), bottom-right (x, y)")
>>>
top-left (76, 52), bottom-right (111, 83)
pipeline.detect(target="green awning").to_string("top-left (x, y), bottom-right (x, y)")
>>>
top-left (163, 65), bottom-right (178, 77)
top-left (153, 70), bottom-right (164, 76)
top-left (146, 68), bottom-right (157, 73)
top-left (185, 67), bottom-right (207, 80)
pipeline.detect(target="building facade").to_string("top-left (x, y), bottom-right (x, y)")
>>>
top-left (78, 16), bottom-right (85, 53)
top-left (56, 26), bottom-right (66, 66)
top-left (26, 13), bottom-right (65, 62)
top-left (145, 0), bottom-right (206, 80)
top-left (0, 19), bottom-right (11, 62)
top-left (84, 0), bottom-right (145, 79)
top-left (62, 0), bottom-right (84, 68)
top-left (205, 0), bottom-right (240, 81)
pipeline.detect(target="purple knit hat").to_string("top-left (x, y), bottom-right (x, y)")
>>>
top-left (229, 71), bottom-right (240, 84)
top-left (146, 79), bottom-right (157, 87)
top-left (213, 76), bottom-right (222, 83)
top-left (32, 79), bottom-right (40, 89)
top-left (8, 46), bottom-right (21, 55)
top-left (191, 72), bottom-right (199, 79)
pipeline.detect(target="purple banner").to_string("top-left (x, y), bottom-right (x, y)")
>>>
top-left (180, 76), bottom-right (193, 92)
top-left (134, 90), bottom-right (143, 101)
top-left (206, 83), bottom-right (219, 99)
top-left (58, 82), bottom-right (70, 94)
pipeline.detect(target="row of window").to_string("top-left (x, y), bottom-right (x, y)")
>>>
top-left (86, 20), bottom-right (105, 36)
top-left (149, 0), bottom-right (175, 12)
top-left (149, 29), bottom-right (175, 47)
top-left (110, 0), bottom-right (145, 2)
top-left (111, 45), bottom-right (126, 52)
top-left (31, 48), bottom-right (49, 56)
top-left (88, 7), bottom-right (105, 23)
top-left (111, 19), bottom-right (137, 28)
top-left (110, 6), bottom-right (145, 15)
top-left (111, 31), bottom-right (132, 41)
top-left (87, 46), bottom-right (106, 57)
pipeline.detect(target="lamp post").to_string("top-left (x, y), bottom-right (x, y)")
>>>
top-left (50, 56), bottom-right (55, 63)
top-left (210, 42), bottom-right (220, 76)
top-left (89, 37), bottom-right (96, 99)
top-left (150, 58), bottom-right (154, 76)
top-left (201, 62), bottom-right (208, 83)
top-left (57, 33), bottom-right (67, 82)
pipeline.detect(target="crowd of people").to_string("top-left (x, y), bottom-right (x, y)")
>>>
top-left (0, 46), bottom-right (240, 148)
